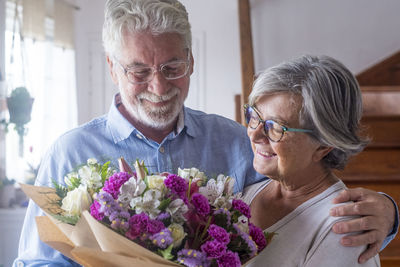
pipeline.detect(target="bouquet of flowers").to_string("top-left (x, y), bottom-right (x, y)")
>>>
top-left (21, 157), bottom-right (271, 267)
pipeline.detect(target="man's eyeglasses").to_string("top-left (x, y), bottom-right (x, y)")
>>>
top-left (114, 53), bottom-right (191, 85)
top-left (244, 104), bottom-right (313, 142)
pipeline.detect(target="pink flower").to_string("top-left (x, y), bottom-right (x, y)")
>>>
top-left (191, 193), bottom-right (210, 216)
top-left (164, 174), bottom-right (188, 200)
top-left (126, 212), bottom-right (150, 240)
top-left (90, 200), bottom-right (104, 221)
top-left (232, 199), bottom-right (251, 218)
top-left (217, 251), bottom-right (241, 267)
top-left (208, 224), bottom-right (230, 245)
top-left (249, 223), bottom-right (267, 252)
top-left (103, 172), bottom-right (131, 199)
top-left (201, 240), bottom-right (226, 259)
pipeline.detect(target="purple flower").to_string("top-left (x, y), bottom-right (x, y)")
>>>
top-left (103, 172), bottom-right (132, 199)
top-left (96, 190), bottom-right (119, 216)
top-left (164, 174), bottom-right (188, 199)
top-left (201, 240), bottom-right (226, 259)
top-left (214, 208), bottom-right (231, 227)
top-left (150, 228), bottom-right (173, 249)
top-left (216, 251), bottom-right (241, 267)
top-left (147, 219), bottom-right (165, 235)
top-left (232, 199), bottom-right (251, 218)
top-left (109, 211), bottom-right (130, 231)
top-left (233, 224), bottom-right (257, 257)
top-left (191, 193), bottom-right (210, 216)
top-left (156, 212), bottom-right (171, 221)
top-left (177, 249), bottom-right (209, 267)
top-left (208, 224), bottom-right (230, 245)
top-left (249, 223), bottom-right (267, 252)
top-left (126, 212), bottom-right (150, 240)
top-left (90, 200), bottom-right (104, 221)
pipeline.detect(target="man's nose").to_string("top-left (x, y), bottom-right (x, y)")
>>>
top-left (147, 71), bottom-right (169, 96)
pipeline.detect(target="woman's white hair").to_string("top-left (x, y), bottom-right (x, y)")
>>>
top-left (249, 55), bottom-right (369, 170)
top-left (103, 0), bottom-right (191, 58)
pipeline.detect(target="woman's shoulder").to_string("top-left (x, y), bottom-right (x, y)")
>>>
top-left (242, 179), bottom-right (271, 204)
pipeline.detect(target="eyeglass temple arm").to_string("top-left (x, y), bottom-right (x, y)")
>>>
top-left (285, 127), bottom-right (313, 133)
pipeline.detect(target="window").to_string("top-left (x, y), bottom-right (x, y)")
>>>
top-left (4, 0), bottom-right (77, 183)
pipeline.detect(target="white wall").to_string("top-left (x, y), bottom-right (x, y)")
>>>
top-left (74, 0), bottom-right (241, 124)
top-left (250, 0), bottom-right (400, 74)
top-left (74, 0), bottom-right (400, 124)
top-left (0, 0), bottom-right (6, 180)
top-left (74, 0), bottom-right (115, 124)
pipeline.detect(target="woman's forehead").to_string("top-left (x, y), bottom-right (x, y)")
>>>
top-left (255, 93), bottom-right (302, 123)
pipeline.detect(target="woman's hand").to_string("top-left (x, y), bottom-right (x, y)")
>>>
top-left (329, 187), bottom-right (396, 263)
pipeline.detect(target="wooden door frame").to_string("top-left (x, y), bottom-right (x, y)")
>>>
top-left (237, 0), bottom-right (255, 125)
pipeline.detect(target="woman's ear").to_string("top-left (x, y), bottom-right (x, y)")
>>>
top-left (106, 55), bottom-right (119, 84)
top-left (312, 145), bottom-right (334, 162)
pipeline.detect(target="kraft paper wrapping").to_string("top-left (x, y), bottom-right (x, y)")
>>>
top-left (20, 183), bottom-right (181, 267)
top-left (82, 211), bottom-right (180, 266)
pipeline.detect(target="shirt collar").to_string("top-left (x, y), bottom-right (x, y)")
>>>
top-left (107, 94), bottom-right (136, 143)
top-left (182, 107), bottom-right (197, 138)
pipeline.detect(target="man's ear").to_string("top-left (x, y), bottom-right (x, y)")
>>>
top-left (313, 145), bottom-right (334, 162)
top-left (189, 51), bottom-right (194, 75)
top-left (106, 55), bottom-right (119, 84)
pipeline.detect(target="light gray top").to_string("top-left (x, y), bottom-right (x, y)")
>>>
top-left (243, 180), bottom-right (380, 267)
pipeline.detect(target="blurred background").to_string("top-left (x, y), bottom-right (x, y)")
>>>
top-left (1, 0), bottom-right (400, 266)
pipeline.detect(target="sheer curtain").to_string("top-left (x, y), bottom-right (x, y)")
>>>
top-left (5, 0), bottom-right (77, 182)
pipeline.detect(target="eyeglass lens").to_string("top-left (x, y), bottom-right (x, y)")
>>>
top-left (126, 61), bottom-right (189, 84)
top-left (244, 105), bottom-right (284, 142)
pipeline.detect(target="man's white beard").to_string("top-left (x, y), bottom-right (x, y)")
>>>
top-left (122, 87), bottom-right (185, 129)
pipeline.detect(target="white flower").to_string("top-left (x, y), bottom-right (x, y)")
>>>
top-left (236, 215), bottom-right (250, 234)
top-left (199, 175), bottom-right (235, 205)
top-left (130, 189), bottom-right (162, 219)
top-left (219, 174), bottom-right (235, 196)
top-left (147, 175), bottom-right (166, 191)
top-left (213, 196), bottom-right (232, 210)
top-left (166, 198), bottom-right (188, 224)
top-left (199, 179), bottom-right (224, 204)
top-left (78, 165), bottom-right (103, 190)
top-left (64, 171), bottom-right (79, 187)
top-left (118, 177), bottom-right (146, 206)
top-left (87, 158), bottom-right (98, 165)
top-left (178, 167), bottom-right (207, 185)
top-left (168, 223), bottom-right (187, 248)
top-left (61, 185), bottom-right (92, 217)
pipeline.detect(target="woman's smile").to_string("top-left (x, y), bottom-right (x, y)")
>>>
top-left (256, 149), bottom-right (277, 159)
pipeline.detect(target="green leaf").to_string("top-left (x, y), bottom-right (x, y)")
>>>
top-left (51, 178), bottom-right (68, 200)
top-left (158, 198), bottom-right (172, 211)
top-left (158, 244), bottom-right (174, 260)
top-left (101, 161), bottom-right (111, 179)
top-left (68, 176), bottom-right (81, 190)
top-left (50, 213), bottom-right (79, 225)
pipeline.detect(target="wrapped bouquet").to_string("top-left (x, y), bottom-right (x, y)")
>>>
top-left (22, 158), bottom-right (270, 267)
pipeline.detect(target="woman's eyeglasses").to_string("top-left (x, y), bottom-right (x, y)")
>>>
top-left (244, 104), bottom-right (313, 142)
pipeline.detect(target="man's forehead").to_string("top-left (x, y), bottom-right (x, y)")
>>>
top-left (117, 31), bottom-right (187, 65)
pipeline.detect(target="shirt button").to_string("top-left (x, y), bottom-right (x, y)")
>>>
top-left (17, 262), bottom-right (24, 267)
top-left (159, 146), bottom-right (165, 153)
top-left (136, 134), bottom-right (143, 139)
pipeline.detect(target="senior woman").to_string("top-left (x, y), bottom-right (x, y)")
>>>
top-left (243, 55), bottom-right (380, 266)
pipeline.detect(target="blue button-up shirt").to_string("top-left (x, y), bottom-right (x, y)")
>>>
top-left (14, 97), bottom-right (265, 266)
top-left (14, 96), bottom-right (399, 266)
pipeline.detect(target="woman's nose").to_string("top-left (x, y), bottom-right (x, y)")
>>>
top-left (247, 123), bottom-right (270, 144)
